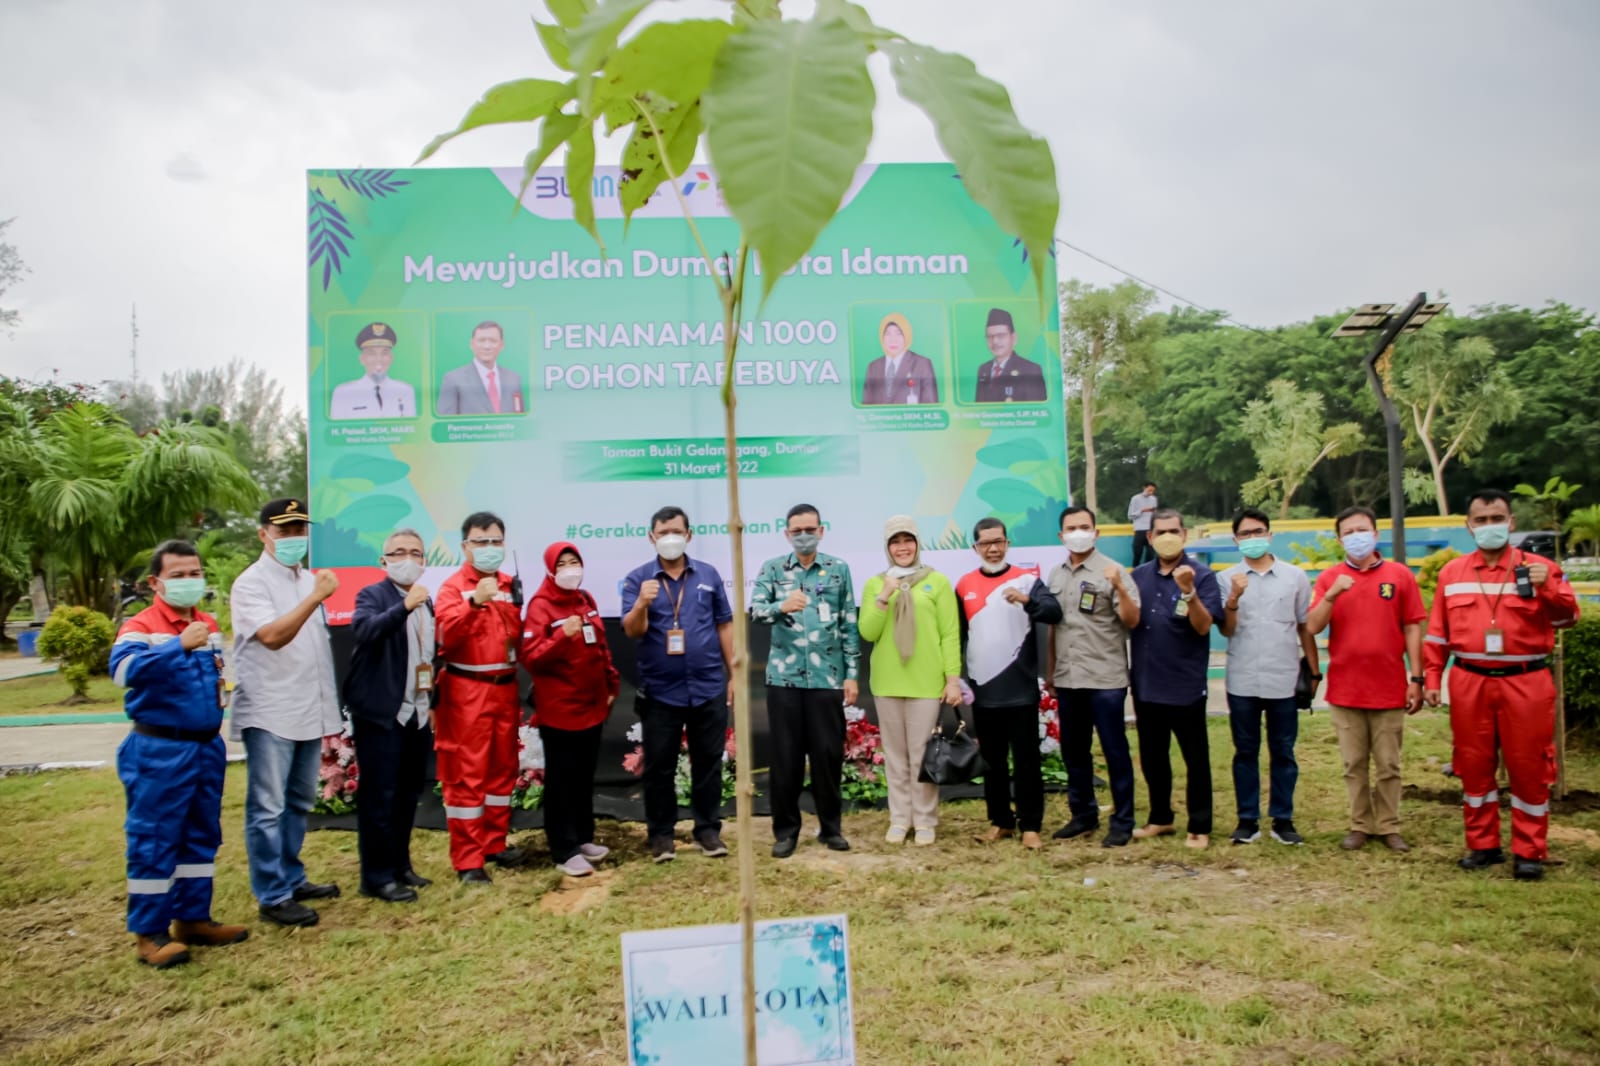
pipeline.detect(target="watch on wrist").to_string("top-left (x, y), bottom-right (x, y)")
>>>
top-left (1409, 675), bottom-right (1425, 685)
top-left (1178, 591), bottom-right (1195, 602)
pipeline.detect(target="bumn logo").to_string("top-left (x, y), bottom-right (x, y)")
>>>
top-left (681, 170), bottom-right (714, 196)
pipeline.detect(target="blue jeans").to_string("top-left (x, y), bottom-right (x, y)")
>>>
top-left (1226, 694), bottom-right (1299, 823)
top-left (242, 728), bottom-right (322, 906)
top-left (1057, 687), bottom-right (1135, 835)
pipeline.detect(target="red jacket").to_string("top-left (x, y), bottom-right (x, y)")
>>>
top-left (436, 562), bottom-right (521, 677)
top-left (520, 542), bottom-right (619, 731)
top-left (1424, 548), bottom-right (1579, 687)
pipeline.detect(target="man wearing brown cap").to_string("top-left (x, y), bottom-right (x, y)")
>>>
top-left (974, 309), bottom-right (1047, 403)
top-left (230, 498), bottom-right (345, 927)
top-left (330, 322), bottom-right (417, 420)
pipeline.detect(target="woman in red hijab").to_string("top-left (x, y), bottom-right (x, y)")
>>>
top-left (520, 542), bottom-right (620, 877)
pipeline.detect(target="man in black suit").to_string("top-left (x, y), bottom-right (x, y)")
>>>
top-left (974, 308), bottom-right (1047, 403)
top-left (345, 528), bottom-right (436, 902)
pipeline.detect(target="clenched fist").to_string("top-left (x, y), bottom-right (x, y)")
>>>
top-left (561, 615), bottom-right (583, 638)
top-left (472, 575), bottom-right (499, 606)
top-left (1103, 564), bottom-right (1124, 589)
top-left (1229, 571), bottom-right (1250, 600)
top-left (313, 569), bottom-right (340, 602)
top-left (1002, 587), bottom-right (1028, 606)
top-left (637, 579), bottom-right (661, 607)
top-left (180, 621), bottom-right (211, 651)
top-left (1173, 565), bottom-right (1196, 594)
top-left (403, 583), bottom-right (430, 611)
top-left (1528, 563), bottom-right (1550, 587)
top-left (781, 589), bottom-right (809, 614)
top-left (1327, 574), bottom-right (1356, 599)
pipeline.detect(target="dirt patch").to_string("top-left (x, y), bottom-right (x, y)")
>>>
top-left (1405, 785), bottom-right (1600, 815)
top-left (1547, 825), bottom-right (1600, 849)
top-left (539, 870), bottom-right (613, 915)
top-left (1246, 1040), bottom-right (1352, 1064)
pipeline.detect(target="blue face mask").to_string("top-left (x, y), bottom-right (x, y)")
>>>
top-left (1237, 536), bottom-right (1271, 560)
top-left (272, 536), bottom-right (309, 566)
top-left (1471, 523), bottom-right (1511, 551)
top-left (1341, 531), bottom-right (1377, 560)
top-left (471, 545), bottom-right (506, 573)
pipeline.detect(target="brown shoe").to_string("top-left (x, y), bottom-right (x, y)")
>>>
top-left (1020, 831), bottom-right (1043, 850)
top-left (136, 933), bottom-right (190, 969)
top-left (975, 826), bottom-right (1015, 844)
top-left (173, 919), bottom-right (250, 947)
top-left (1132, 824), bottom-right (1175, 840)
top-left (1381, 834), bottom-right (1410, 853)
top-left (1340, 831), bottom-right (1369, 851)
top-left (1184, 833), bottom-right (1210, 850)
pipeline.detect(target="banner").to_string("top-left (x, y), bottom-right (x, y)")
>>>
top-left (307, 164), bottom-right (1066, 615)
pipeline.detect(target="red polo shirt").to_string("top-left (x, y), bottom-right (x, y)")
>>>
top-left (1312, 556), bottom-right (1425, 709)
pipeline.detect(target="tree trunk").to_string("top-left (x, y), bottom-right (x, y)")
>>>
top-left (28, 564), bottom-right (51, 623)
top-left (1413, 404), bottom-right (1450, 516)
top-left (1080, 335), bottom-right (1101, 511)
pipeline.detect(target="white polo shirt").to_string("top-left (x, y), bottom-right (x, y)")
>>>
top-left (229, 552), bottom-right (342, 741)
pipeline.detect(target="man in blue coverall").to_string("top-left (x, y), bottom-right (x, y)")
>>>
top-left (111, 540), bottom-right (249, 968)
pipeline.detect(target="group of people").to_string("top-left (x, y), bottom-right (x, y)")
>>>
top-left (109, 488), bottom-right (1579, 969)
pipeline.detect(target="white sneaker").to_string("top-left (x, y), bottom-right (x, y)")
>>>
top-left (913, 828), bottom-right (936, 847)
top-left (578, 843), bottom-right (610, 862)
top-left (885, 825), bottom-right (909, 844)
top-left (556, 855), bottom-right (595, 877)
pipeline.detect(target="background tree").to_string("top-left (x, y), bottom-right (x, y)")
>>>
top-left (1240, 378), bottom-right (1363, 518)
top-left (1059, 278), bottom-right (1161, 511)
top-left (1390, 331), bottom-right (1522, 515)
top-left (1512, 476), bottom-right (1582, 549)
top-left (0, 218), bottom-right (29, 335)
top-left (1564, 504), bottom-right (1600, 558)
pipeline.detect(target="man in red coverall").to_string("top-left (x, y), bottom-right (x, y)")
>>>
top-left (434, 511), bottom-right (526, 883)
top-left (1425, 488), bottom-right (1581, 881)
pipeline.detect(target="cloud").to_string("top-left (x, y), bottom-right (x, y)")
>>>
top-left (164, 153), bottom-right (207, 183)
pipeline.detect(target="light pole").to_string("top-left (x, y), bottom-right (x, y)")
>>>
top-left (1333, 295), bottom-right (1448, 562)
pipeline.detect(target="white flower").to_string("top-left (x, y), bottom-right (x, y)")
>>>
top-left (844, 705), bottom-right (865, 722)
top-left (1040, 737), bottom-right (1060, 756)
top-left (518, 726), bottom-right (545, 772)
top-left (626, 722), bottom-right (643, 743)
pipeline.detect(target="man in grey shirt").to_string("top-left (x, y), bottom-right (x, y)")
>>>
top-left (1127, 482), bottom-right (1158, 567)
top-left (1218, 508), bottom-right (1320, 847)
top-left (1046, 505), bottom-right (1142, 847)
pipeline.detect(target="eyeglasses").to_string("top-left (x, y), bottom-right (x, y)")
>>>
top-left (465, 538), bottom-right (505, 547)
top-left (975, 538), bottom-right (1009, 548)
top-left (383, 549), bottom-right (425, 560)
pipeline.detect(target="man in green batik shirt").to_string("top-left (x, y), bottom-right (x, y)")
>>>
top-left (751, 503), bottom-right (861, 859)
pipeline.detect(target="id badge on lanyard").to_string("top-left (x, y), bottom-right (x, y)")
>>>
top-left (1078, 582), bottom-right (1099, 614)
top-left (665, 577), bottom-right (688, 655)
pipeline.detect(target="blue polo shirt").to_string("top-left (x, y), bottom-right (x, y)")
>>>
top-left (621, 556), bottom-right (733, 706)
top-left (1129, 553), bottom-right (1223, 705)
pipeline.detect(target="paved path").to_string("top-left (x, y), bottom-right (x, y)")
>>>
top-left (0, 658), bottom-right (56, 681)
top-left (0, 722), bottom-right (245, 768)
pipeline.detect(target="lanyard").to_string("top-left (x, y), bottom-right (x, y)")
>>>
top-left (1477, 549), bottom-right (1521, 626)
top-left (661, 573), bottom-right (688, 627)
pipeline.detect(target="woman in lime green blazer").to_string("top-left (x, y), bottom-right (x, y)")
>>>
top-left (858, 515), bottom-right (962, 845)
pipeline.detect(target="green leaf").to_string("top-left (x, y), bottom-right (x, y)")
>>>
top-left (546, 0), bottom-right (592, 29)
top-left (883, 40), bottom-right (1059, 301)
top-left (976, 478), bottom-right (1048, 514)
top-left (516, 111), bottom-right (582, 204)
top-left (814, 0), bottom-right (886, 42)
top-left (703, 18), bottom-right (874, 301)
top-left (975, 438), bottom-right (1048, 469)
top-left (534, 20), bottom-right (573, 71)
top-left (330, 495), bottom-right (412, 531)
top-left (566, 122), bottom-right (600, 249)
top-left (417, 78), bottom-right (572, 163)
top-left (328, 454), bottom-right (411, 486)
top-left (568, 0), bottom-right (655, 108)
top-left (620, 100), bottom-right (704, 224)
top-left (601, 20), bottom-right (732, 111)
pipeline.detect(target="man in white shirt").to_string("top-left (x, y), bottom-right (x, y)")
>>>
top-left (230, 498), bottom-right (345, 927)
top-left (329, 322), bottom-right (418, 420)
top-left (436, 321), bottom-right (526, 415)
top-left (1127, 482), bottom-right (1159, 567)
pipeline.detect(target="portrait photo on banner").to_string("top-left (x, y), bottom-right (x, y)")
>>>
top-left (325, 309), bottom-right (428, 422)
top-left (848, 301), bottom-right (950, 409)
top-left (953, 299), bottom-right (1052, 406)
top-left (433, 309), bottom-right (532, 418)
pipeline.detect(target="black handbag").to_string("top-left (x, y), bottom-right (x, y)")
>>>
top-left (1294, 656), bottom-right (1318, 712)
top-left (919, 711), bottom-right (987, 785)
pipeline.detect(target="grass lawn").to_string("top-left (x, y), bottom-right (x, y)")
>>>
top-left (2, 712), bottom-right (1597, 1065)
top-left (0, 674), bottom-right (120, 717)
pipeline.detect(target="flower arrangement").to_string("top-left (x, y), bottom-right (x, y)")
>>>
top-left (623, 721), bottom-right (738, 807)
top-left (839, 703), bottom-right (887, 805)
top-left (1038, 685), bottom-right (1069, 786)
top-left (513, 723), bottom-right (546, 810)
top-left (313, 733), bottom-right (359, 815)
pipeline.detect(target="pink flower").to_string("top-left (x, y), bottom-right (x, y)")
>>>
top-left (623, 748), bottom-right (645, 776)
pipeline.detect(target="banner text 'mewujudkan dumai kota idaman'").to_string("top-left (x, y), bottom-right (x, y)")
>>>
top-left (306, 164), bottom-right (1067, 615)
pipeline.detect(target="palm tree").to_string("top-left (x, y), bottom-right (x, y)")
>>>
top-left (1565, 505), bottom-right (1600, 558)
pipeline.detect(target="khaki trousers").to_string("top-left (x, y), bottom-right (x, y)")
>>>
top-left (875, 696), bottom-right (942, 830)
top-left (1329, 705), bottom-right (1407, 835)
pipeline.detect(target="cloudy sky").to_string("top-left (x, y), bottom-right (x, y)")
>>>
top-left (3, 0), bottom-right (1597, 411)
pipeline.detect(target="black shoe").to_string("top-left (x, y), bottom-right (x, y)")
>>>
top-left (359, 881), bottom-right (419, 903)
top-left (259, 899), bottom-right (320, 927)
top-left (1051, 816), bottom-right (1099, 840)
top-left (771, 836), bottom-right (798, 859)
top-left (457, 867), bottom-right (492, 884)
top-left (486, 846), bottom-right (527, 868)
top-left (292, 881), bottom-right (340, 902)
top-left (696, 830), bottom-right (729, 858)
top-left (1513, 858), bottom-right (1545, 881)
top-left (819, 834), bottom-right (851, 852)
top-left (649, 836), bottom-right (677, 863)
top-left (1230, 820), bottom-right (1261, 845)
top-left (1457, 848), bottom-right (1506, 871)
top-left (401, 869), bottom-right (433, 888)
top-left (1270, 820), bottom-right (1304, 846)
top-left (1101, 830), bottom-right (1132, 848)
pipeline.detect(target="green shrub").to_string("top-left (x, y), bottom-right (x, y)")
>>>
top-left (1563, 617), bottom-right (1600, 747)
top-left (36, 605), bottom-right (117, 701)
top-left (1416, 546), bottom-right (1463, 610)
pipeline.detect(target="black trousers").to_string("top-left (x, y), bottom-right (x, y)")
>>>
top-left (352, 714), bottom-right (431, 887)
top-left (1133, 697), bottom-right (1213, 834)
top-left (639, 695), bottom-right (728, 839)
top-left (540, 723), bottom-right (603, 863)
top-left (1130, 531), bottom-right (1154, 568)
top-left (767, 686), bottom-right (846, 841)
top-left (974, 702), bottom-right (1044, 832)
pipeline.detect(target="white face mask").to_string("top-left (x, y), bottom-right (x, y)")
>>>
top-left (1061, 530), bottom-right (1096, 554)
top-left (654, 534), bottom-right (688, 561)
top-left (386, 559), bottom-right (424, 587)
top-left (554, 566), bottom-right (583, 590)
